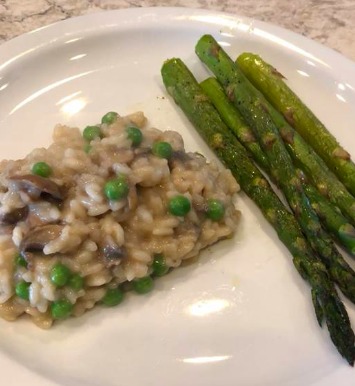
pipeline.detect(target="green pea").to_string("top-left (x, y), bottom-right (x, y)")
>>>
top-left (83, 125), bottom-right (102, 141)
top-left (101, 287), bottom-right (124, 307)
top-left (101, 111), bottom-right (118, 125)
top-left (31, 161), bottom-right (52, 178)
top-left (132, 276), bottom-right (154, 294)
top-left (68, 274), bottom-right (84, 291)
top-left (168, 195), bottom-right (191, 216)
top-left (126, 126), bottom-right (143, 147)
top-left (15, 281), bottom-right (30, 300)
top-left (206, 199), bottom-right (225, 221)
top-left (104, 178), bottom-right (129, 201)
top-left (15, 253), bottom-right (28, 268)
top-left (152, 254), bottom-right (169, 277)
top-left (152, 141), bottom-right (173, 159)
top-left (50, 263), bottom-right (71, 287)
top-left (51, 299), bottom-right (73, 320)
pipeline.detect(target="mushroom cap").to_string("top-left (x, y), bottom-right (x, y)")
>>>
top-left (101, 243), bottom-right (127, 267)
top-left (0, 206), bottom-right (28, 225)
top-left (9, 174), bottom-right (63, 201)
top-left (20, 224), bottom-right (64, 259)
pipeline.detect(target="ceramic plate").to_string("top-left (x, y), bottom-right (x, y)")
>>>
top-left (0, 7), bottom-right (354, 386)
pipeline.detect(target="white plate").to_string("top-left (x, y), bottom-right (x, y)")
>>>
top-left (0, 7), bottom-right (355, 386)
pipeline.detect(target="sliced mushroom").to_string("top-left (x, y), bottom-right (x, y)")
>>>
top-left (19, 224), bottom-right (64, 260)
top-left (0, 206), bottom-right (28, 225)
top-left (8, 175), bottom-right (63, 201)
top-left (168, 151), bottom-right (192, 169)
top-left (101, 243), bottom-right (127, 267)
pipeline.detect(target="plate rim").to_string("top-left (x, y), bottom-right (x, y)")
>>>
top-left (1, 7), bottom-right (355, 74)
top-left (0, 6), bottom-right (355, 386)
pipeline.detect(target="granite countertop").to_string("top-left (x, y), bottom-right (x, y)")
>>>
top-left (0, 0), bottom-right (354, 61)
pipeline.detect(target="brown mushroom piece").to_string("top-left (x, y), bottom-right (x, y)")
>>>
top-left (101, 243), bottom-right (127, 267)
top-left (168, 151), bottom-right (192, 169)
top-left (0, 206), bottom-right (29, 225)
top-left (19, 224), bottom-right (64, 261)
top-left (8, 174), bottom-right (63, 201)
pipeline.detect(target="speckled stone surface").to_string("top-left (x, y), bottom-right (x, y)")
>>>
top-left (0, 0), bottom-right (354, 61)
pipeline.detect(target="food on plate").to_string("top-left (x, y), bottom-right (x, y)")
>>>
top-left (298, 170), bottom-right (355, 254)
top-left (236, 52), bottom-right (355, 197)
top-left (236, 60), bottom-right (355, 231)
top-left (200, 77), bottom-right (269, 171)
top-left (0, 111), bottom-right (241, 328)
top-left (195, 35), bottom-right (355, 305)
top-left (200, 77), bottom-right (355, 255)
top-left (161, 51), bottom-right (355, 364)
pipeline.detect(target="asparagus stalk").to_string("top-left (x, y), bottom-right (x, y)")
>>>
top-left (236, 52), bottom-right (355, 196)
top-left (161, 57), bottom-right (355, 364)
top-left (263, 93), bottom-right (355, 227)
top-left (297, 170), bottom-right (355, 255)
top-left (201, 76), bottom-right (355, 255)
top-left (195, 34), bottom-right (355, 306)
top-left (200, 77), bottom-right (269, 171)
top-left (232, 53), bottom-right (355, 228)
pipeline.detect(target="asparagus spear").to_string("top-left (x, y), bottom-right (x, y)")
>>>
top-left (297, 170), bottom-right (355, 255)
top-left (161, 57), bottom-right (355, 364)
top-left (232, 54), bottom-right (355, 227)
top-left (236, 52), bottom-right (355, 196)
top-left (195, 34), bottom-right (355, 305)
top-left (200, 77), bottom-right (269, 171)
top-left (201, 76), bottom-right (355, 255)
top-left (263, 94), bottom-right (355, 227)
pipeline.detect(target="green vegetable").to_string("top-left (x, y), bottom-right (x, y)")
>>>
top-left (168, 195), bottom-right (191, 216)
top-left (15, 281), bottom-right (30, 300)
top-left (236, 52), bottom-right (355, 197)
top-left (104, 177), bottom-right (129, 201)
top-left (298, 170), bottom-right (355, 255)
top-left (200, 77), bottom-right (269, 171)
top-left (132, 276), bottom-right (154, 294)
top-left (15, 253), bottom-right (27, 268)
top-left (270, 101), bottom-right (355, 226)
top-left (101, 287), bottom-right (124, 306)
top-left (161, 55), bottom-right (355, 365)
top-left (31, 162), bottom-right (52, 178)
top-left (83, 125), bottom-right (102, 141)
top-left (152, 254), bottom-right (169, 276)
top-left (233, 63), bottom-right (355, 227)
top-left (200, 74), bottom-right (355, 253)
top-left (205, 198), bottom-right (225, 221)
top-left (195, 34), bottom-right (355, 307)
top-left (152, 141), bottom-right (173, 159)
top-left (101, 111), bottom-right (118, 125)
top-left (126, 126), bottom-right (143, 147)
top-left (50, 263), bottom-right (71, 287)
top-left (68, 274), bottom-right (84, 291)
top-left (51, 299), bottom-right (73, 320)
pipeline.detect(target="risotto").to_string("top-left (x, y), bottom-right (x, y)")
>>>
top-left (0, 111), bottom-right (240, 328)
